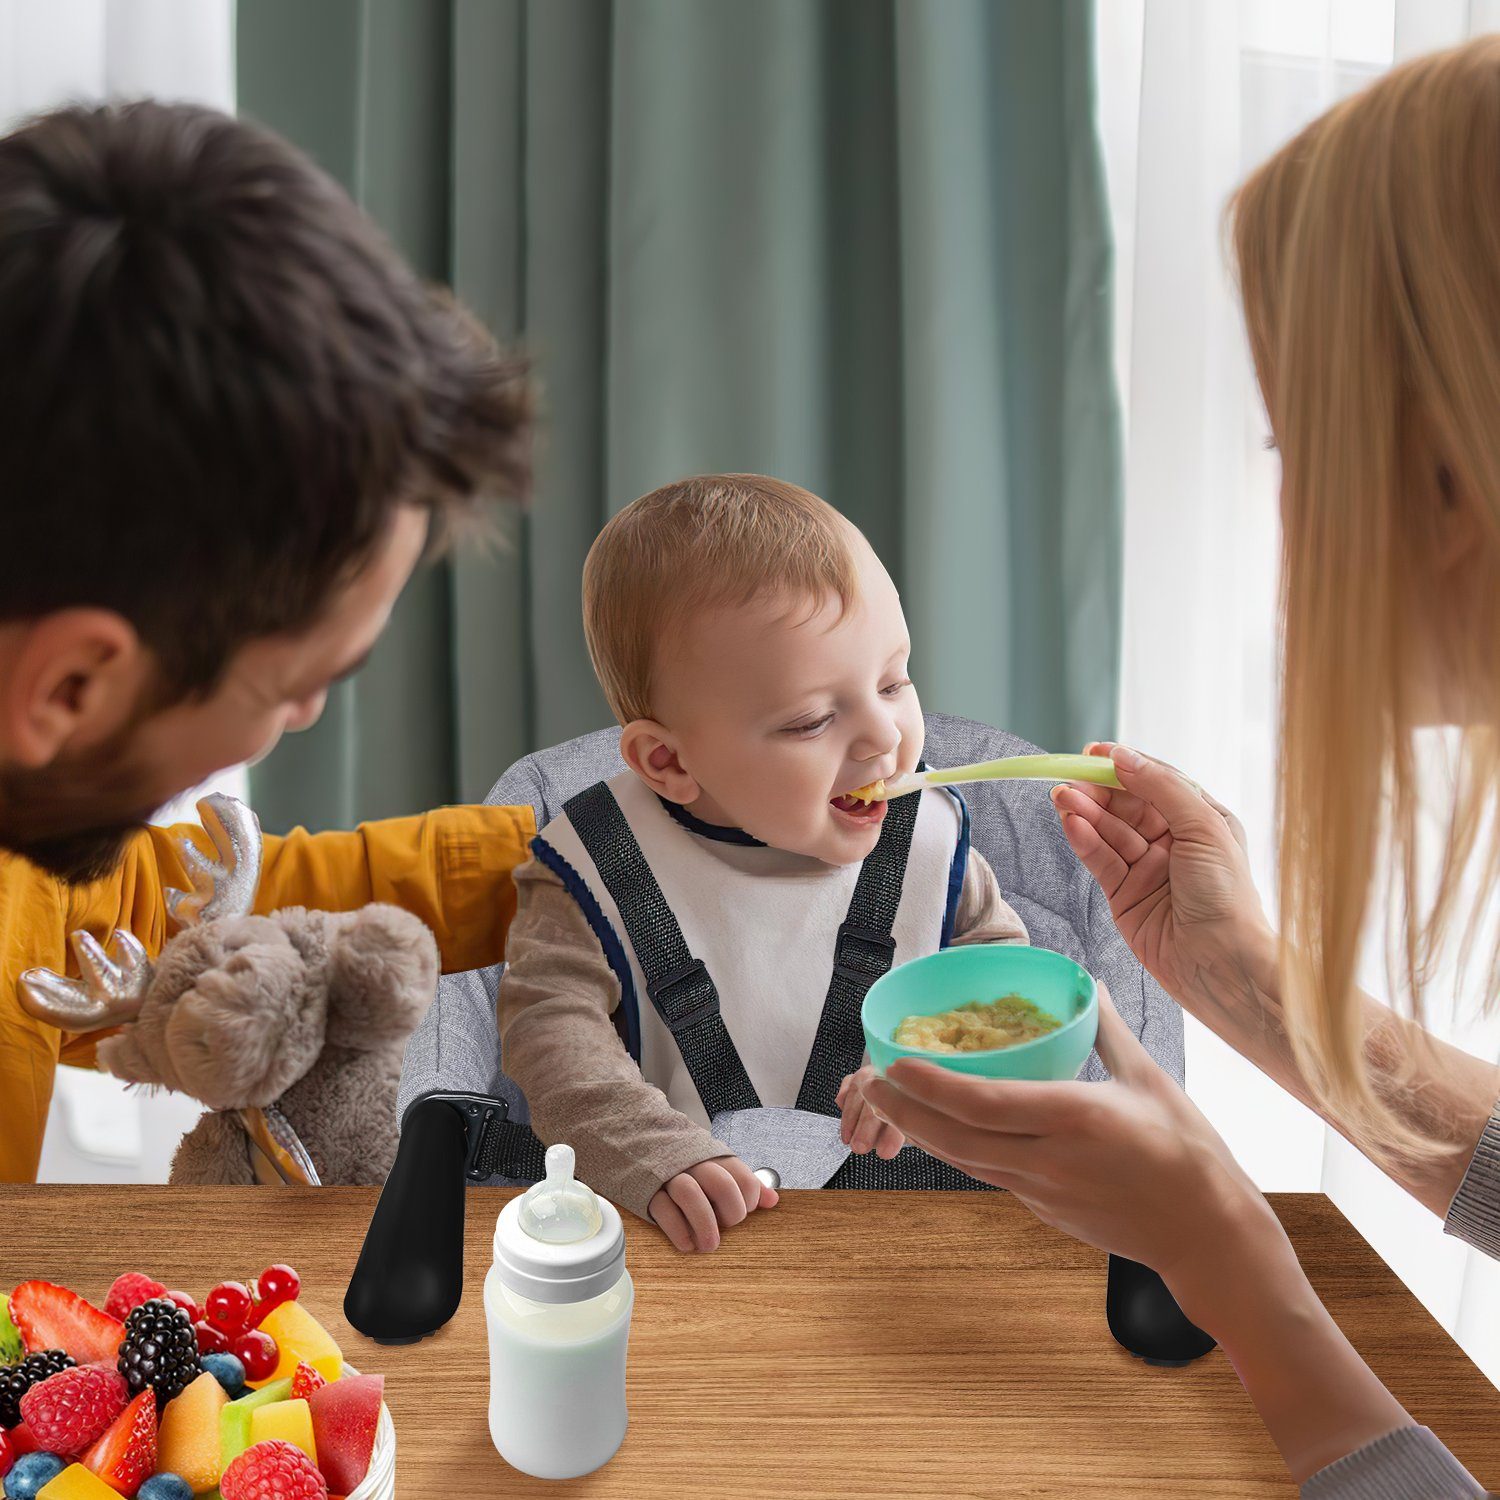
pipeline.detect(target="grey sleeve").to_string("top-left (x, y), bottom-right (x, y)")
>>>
top-left (1444, 1100), bottom-right (1500, 1259)
top-left (1301, 1425), bottom-right (1487, 1499)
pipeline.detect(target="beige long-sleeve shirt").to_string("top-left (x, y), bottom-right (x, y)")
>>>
top-left (497, 844), bottom-right (1027, 1220)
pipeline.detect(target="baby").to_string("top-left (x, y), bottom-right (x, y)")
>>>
top-left (497, 474), bottom-right (1027, 1251)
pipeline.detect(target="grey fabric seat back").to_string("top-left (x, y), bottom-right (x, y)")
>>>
top-left (397, 713), bottom-right (1185, 1184)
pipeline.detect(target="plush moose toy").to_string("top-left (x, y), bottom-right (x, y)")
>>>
top-left (19, 796), bottom-right (438, 1186)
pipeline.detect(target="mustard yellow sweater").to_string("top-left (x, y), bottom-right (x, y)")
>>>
top-left (0, 803), bottom-right (535, 1182)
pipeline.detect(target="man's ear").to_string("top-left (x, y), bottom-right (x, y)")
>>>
top-left (0, 610), bottom-right (147, 768)
top-left (619, 719), bottom-right (700, 804)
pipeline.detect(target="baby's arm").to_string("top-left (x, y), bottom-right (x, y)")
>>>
top-left (499, 856), bottom-right (775, 1248)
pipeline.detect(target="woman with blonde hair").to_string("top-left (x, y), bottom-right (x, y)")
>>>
top-left (846, 36), bottom-right (1500, 1498)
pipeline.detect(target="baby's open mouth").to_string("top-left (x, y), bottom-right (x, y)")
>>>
top-left (830, 782), bottom-right (888, 821)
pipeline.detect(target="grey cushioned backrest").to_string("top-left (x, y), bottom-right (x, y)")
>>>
top-left (397, 713), bottom-right (1185, 1148)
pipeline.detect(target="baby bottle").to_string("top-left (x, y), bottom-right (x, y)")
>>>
top-left (484, 1143), bottom-right (634, 1479)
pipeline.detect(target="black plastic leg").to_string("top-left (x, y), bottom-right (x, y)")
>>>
top-left (1105, 1254), bottom-right (1217, 1366)
top-left (344, 1096), bottom-right (471, 1344)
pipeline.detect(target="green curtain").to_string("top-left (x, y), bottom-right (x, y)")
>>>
top-left (237, 0), bottom-right (1122, 833)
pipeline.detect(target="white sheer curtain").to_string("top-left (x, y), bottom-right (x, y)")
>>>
top-left (1097, 0), bottom-right (1500, 1388)
top-left (0, 0), bottom-right (239, 1180)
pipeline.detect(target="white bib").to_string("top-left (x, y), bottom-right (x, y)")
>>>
top-left (535, 772), bottom-right (966, 1130)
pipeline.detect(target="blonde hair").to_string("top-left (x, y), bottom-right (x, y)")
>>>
top-left (1230, 38), bottom-right (1500, 1159)
top-left (582, 474), bottom-right (860, 725)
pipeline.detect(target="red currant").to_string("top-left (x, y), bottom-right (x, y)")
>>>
top-left (206, 1281), bottom-right (254, 1335)
top-left (195, 1320), bottom-right (231, 1355)
top-left (164, 1289), bottom-right (202, 1323)
top-left (257, 1264), bottom-right (300, 1306)
top-left (232, 1328), bottom-right (279, 1381)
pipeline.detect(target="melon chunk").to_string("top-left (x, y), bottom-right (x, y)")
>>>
top-left (156, 1371), bottom-right (229, 1493)
top-left (308, 1375), bottom-right (382, 1496)
top-left (219, 1378), bottom-right (293, 1469)
top-left (250, 1303), bottom-right (342, 1388)
top-left (250, 1398), bottom-right (317, 1466)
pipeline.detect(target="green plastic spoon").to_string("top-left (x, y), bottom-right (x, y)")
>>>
top-left (862, 753), bottom-right (1125, 802)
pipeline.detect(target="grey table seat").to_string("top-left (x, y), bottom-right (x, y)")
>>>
top-left (397, 712), bottom-right (1186, 1184)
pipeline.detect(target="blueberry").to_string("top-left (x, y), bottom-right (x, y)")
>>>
top-left (200, 1351), bottom-right (247, 1397)
top-left (4, 1452), bottom-right (66, 1500)
top-left (138, 1476), bottom-right (195, 1500)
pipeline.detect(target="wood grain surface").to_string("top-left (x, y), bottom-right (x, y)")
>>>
top-left (1, 1187), bottom-right (1494, 1497)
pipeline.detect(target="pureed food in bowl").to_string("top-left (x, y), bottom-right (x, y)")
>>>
top-left (862, 944), bottom-right (1099, 1082)
top-left (894, 994), bottom-right (1061, 1053)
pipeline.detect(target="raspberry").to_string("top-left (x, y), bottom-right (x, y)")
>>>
top-left (104, 1273), bottom-right (168, 1324)
top-left (221, 1439), bottom-right (329, 1500)
top-left (0, 1350), bottom-right (74, 1428)
top-left (17, 1361), bottom-right (127, 1456)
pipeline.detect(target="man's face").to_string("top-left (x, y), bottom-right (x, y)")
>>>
top-left (651, 534), bottom-right (925, 867)
top-left (0, 506), bottom-right (428, 881)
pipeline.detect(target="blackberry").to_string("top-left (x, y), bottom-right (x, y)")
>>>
top-left (0, 1349), bottom-right (75, 1428)
top-left (117, 1298), bottom-right (201, 1410)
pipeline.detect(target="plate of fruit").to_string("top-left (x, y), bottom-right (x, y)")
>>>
top-left (0, 1266), bottom-right (392, 1500)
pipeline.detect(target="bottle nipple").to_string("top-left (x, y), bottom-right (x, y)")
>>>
top-left (518, 1143), bottom-right (604, 1244)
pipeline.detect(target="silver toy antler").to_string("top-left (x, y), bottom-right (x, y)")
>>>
top-left (17, 793), bottom-right (263, 1032)
top-left (164, 792), bottom-right (262, 927)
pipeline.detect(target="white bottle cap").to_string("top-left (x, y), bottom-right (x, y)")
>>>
top-left (494, 1143), bottom-right (626, 1305)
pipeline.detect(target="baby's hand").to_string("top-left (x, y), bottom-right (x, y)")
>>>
top-left (837, 1067), bottom-right (907, 1158)
top-left (648, 1156), bottom-right (780, 1253)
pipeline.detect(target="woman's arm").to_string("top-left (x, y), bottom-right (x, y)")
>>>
top-left (843, 993), bottom-right (1480, 1490)
top-left (1179, 921), bottom-right (1498, 1220)
top-left (1054, 745), bottom-right (1500, 1219)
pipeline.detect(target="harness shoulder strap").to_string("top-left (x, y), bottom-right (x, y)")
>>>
top-left (565, 781), bottom-right (761, 1117)
top-left (795, 788), bottom-right (921, 1115)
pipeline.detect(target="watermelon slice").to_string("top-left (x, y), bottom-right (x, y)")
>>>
top-left (9, 1282), bottom-right (124, 1365)
top-left (308, 1375), bottom-right (382, 1495)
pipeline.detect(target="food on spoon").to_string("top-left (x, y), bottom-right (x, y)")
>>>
top-left (844, 779), bottom-right (886, 804)
top-left (894, 995), bottom-right (1062, 1053)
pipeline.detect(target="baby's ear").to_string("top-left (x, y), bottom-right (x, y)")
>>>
top-left (159, 916), bottom-right (325, 1109)
top-left (322, 904), bottom-right (439, 1051)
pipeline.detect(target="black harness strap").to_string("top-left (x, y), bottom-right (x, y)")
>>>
top-left (566, 781), bottom-right (761, 1117)
top-left (795, 788), bottom-right (921, 1115)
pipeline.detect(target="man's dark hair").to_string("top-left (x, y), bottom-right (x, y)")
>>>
top-left (0, 100), bottom-right (531, 694)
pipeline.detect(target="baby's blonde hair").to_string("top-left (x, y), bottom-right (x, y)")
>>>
top-left (583, 474), bottom-right (859, 725)
top-left (1230, 37), bottom-right (1500, 1163)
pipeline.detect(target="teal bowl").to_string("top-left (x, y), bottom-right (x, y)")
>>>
top-left (862, 945), bottom-right (1099, 1081)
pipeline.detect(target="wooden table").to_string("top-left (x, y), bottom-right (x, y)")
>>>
top-left (2, 1187), bottom-right (1495, 1497)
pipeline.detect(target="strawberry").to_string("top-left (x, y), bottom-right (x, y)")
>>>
top-left (82, 1388), bottom-right (157, 1495)
top-left (7, 1421), bottom-right (39, 1454)
top-left (0, 1425), bottom-right (15, 1480)
top-left (9, 1282), bottom-right (125, 1365)
top-left (104, 1275), bottom-right (167, 1326)
top-left (19, 1362), bottom-right (128, 1457)
top-left (221, 1439), bottom-right (328, 1500)
top-left (289, 1362), bottom-right (325, 1401)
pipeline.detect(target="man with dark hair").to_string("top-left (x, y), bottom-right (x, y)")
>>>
top-left (0, 100), bottom-right (537, 1180)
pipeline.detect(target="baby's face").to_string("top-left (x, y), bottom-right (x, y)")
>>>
top-left (647, 536), bottom-right (924, 865)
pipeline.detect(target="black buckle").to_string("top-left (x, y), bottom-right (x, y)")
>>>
top-left (459, 1097), bottom-right (511, 1181)
top-left (646, 956), bottom-right (719, 1031)
top-left (833, 921), bottom-right (897, 986)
